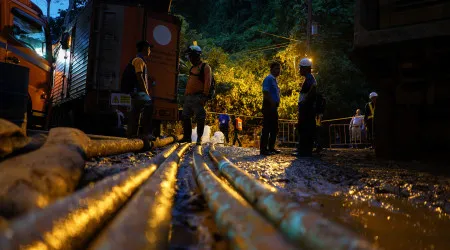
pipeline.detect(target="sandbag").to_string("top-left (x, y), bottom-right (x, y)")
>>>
top-left (0, 127), bottom-right (89, 218)
top-left (0, 119), bottom-right (30, 158)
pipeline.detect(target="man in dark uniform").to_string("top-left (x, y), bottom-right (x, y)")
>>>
top-left (293, 58), bottom-right (317, 157)
top-left (364, 92), bottom-right (377, 148)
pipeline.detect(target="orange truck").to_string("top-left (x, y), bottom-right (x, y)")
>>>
top-left (0, 0), bottom-right (52, 129)
top-left (48, 0), bottom-right (180, 136)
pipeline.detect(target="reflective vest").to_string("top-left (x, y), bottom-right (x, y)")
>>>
top-left (315, 116), bottom-right (321, 127)
top-left (235, 118), bottom-right (243, 131)
top-left (368, 103), bottom-right (375, 119)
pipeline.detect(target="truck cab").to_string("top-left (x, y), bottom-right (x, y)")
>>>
top-left (0, 0), bottom-right (52, 128)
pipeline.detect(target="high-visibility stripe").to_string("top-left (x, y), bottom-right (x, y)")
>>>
top-left (315, 116), bottom-right (321, 126)
top-left (368, 103), bottom-right (375, 119)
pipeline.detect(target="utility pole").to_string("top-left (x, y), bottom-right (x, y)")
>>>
top-left (46, 0), bottom-right (51, 23)
top-left (306, 0), bottom-right (312, 57)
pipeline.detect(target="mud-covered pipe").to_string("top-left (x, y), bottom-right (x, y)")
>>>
top-left (0, 144), bottom-right (179, 250)
top-left (192, 146), bottom-right (295, 250)
top-left (13, 132), bottom-right (182, 159)
top-left (209, 145), bottom-right (375, 250)
top-left (149, 134), bottom-right (184, 149)
top-left (88, 143), bottom-right (190, 250)
top-left (88, 134), bottom-right (183, 158)
top-left (27, 129), bottom-right (128, 140)
top-left (87, 139), bottom-right (144, 158)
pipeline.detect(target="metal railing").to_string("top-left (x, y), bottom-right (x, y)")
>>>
top-left (203, 111), bottom-right (373, 149)
top-left (278, 120), bottom-right (297, 146)
top-left (329, 123), bottom-right (369, 148)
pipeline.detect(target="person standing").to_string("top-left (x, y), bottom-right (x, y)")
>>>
top-left (350, 109), bottom-right (363, 147)
top-left (218, 110), bottom-right (231, 144)
top-left (179, 45), bottom-right (212, 145)
top-left (232, 116), bottom-right (243, 147)
top-left (260, 62), bottom-right (281, 156)
top-left (293, 58), bottom-right (317, 157)
top-left (121, 40), bottom-right (154, 140)
top-left (364, 92), bottom-right (377, 148)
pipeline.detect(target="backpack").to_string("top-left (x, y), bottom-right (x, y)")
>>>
top-left (189, 63), bottom-right (216, 100)
top-left (121, 57), bottom-right (143, 93)
top-left (315, 93), bottom-right (326, 114)
top-left (235, 118), bottom-right (243, 131)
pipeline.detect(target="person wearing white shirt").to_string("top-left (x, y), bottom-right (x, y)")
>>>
top-left (350, 109), bottom-right (363, 147)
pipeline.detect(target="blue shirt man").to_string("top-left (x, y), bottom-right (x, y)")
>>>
top-left (218, 113), bottom-right (231, 144)
top-left (260, 62), bottom-right (282, 155)
top-left (262, 74), bottom-right (280, 106)
top-left (218, 114), bottom-right (230, 127)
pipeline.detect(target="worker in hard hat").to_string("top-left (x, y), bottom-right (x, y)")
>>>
top-left (179, 45), bottom-right (212, 145)
top-left (293, 58), bottom-right (317, 157)
top-left (364, 92), bottom-right (377, 148)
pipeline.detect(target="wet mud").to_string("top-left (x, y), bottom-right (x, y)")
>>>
top-left (169, 147), bottom-right (228, 250)
top-left (216, 146), bottom-right (450, 250)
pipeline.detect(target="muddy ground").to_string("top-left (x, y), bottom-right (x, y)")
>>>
top-left (216, 146), bottom-right (450, 250)
top-left (81, 145), bottom-right (450, 250)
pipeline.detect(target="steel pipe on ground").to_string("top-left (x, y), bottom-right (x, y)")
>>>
top-left (74, 134), bottom-right (183, 158)
top-left (14, 129), bottom-right (182, 158)
top-left (88, 143), bottom-right (190, 250)
top-left (77, 134), bottom-right (182, 158)
top-left (209, 144), bottom-right (375, 250)
top-left (27, 129), bottom-right (128, 141)
top-left (87, 139), bottom-right (144, 158)
top-left (192, 146), bottom-right (294, 250)
top-left (0, 144), bottom-right (179, 250)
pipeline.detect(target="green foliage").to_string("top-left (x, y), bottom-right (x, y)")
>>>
top-left (174, 0), bottom-right (369, 120)
top-left (48, 0), bottom-right (88, 42)
top-left (50, 0), bottom-right (369, 121)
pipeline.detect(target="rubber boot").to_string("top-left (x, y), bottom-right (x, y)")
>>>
top-left (179, 118), bottom-right (192, 143)
top-left (196, 119), bottom-right (205, 145)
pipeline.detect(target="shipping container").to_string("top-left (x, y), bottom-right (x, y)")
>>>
top-left (48, 0), bottom-right (180, 136)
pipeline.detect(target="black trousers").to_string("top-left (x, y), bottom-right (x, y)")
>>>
top-left (314, 125), bottom-right (322, 151)
top-left (297, 104), bottom-right (315, 156)
top-left (233, 130), bottom-right (242, 147)
top-left (260, 102), bottom-right (278, 152)
top-left (366, 119), bottom-right (374, 146)
top-left (219, 125), bottom-right (229, 143)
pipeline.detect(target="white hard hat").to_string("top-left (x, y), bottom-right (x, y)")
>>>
top-left (369, 92), bottom-right (378, 98)
top-left (299, 58), bottom-right (312, 67)
top-left (188, 45), bottom-right (202, 54)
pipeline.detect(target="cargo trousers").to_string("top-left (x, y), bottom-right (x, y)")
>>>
top-left (182, 93), bottom-right (207, 143)
top-left (127, 92), bottom-right (153, 138)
